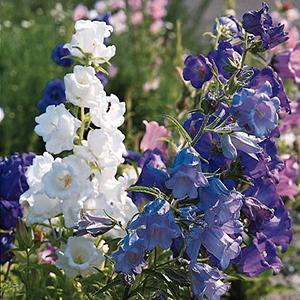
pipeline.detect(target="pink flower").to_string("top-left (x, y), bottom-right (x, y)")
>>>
top-left (276, 155), bottom-right (299, 200)
top-left (109, 0), bottom-right (125, 10)
top-left (39, 244), bottom-right (57, 264)
top-left (140, 121), bottom-right (171, 155)
top-left (131, 12), bottom-right (143, 25)
top-left (147, 0), bottom-right (168, 20)
top-left (275, 42), bottom-right (300, 84)
top-left (110, 10), bottom-right (127, 34)
top-left (108, 65), bottom-right (119, 78)
top-left (280, 98), bottom-right (300, 132)
top-left (95, 1), bottom-right (107, 14)
top-left (128, 0), bottom-right (142, 12)
top-left (72, 4), bottom-right (88, 21)
top-left (143, 77), bottom-right (160, 92)
top-left (150, 20), bottom-right (164, 33)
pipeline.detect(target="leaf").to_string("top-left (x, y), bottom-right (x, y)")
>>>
top-left (127, 186), bottom-right (167, 199)
top-left (163, 268), bottom-right (190, 286)
top-left (93, 275), bottom-right (122, 296)
top-left (162, 114), bottom-right (192, 143)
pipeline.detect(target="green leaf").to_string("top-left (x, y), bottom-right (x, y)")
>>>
top-left (162, 114), bottom-right (191, 143)
top-left (127, 186), bottom-right (167, 199)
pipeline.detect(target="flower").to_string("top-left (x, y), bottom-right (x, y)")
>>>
top-left (183, 55), bottom-right (212, 88)
top-left (56, 236), bottom-right (104, 277)
top-left (64, 20), bottom-right (116, 64)
top-left (209, 41), bottom-right (242, 79)
top-left (72, 4), bottom-right (88, 21)
top-left (90, 94), bottom-right (125, 130)
top-left (74, 128), bottom-right (126, 169)
top-left (129, 199), bottom-right (181, 251)
top-left (37, 79), bottom-right (66, 113)
top-left (0, 107), bottom-right (4, 123)
top-left (213, 16), bottom-right (241, 37)
top-left (231, 81), bottom-right (280, 138)
top-left (39, 244), bottom-right (57, 264)
top-left (51, 43), bottom-right (73, 67)
top-left (0, 200), bottom-right (22, 230)
top-left (112, 232), bottom-right (145, 274)
top-left (238, 233), bottom-right (283, 277)
top-left (0, 233), bottom-right (14, 264)
top-left (34, 104), bottom-right (81, 154)
top-left (274, 41), bottom-right (300, 84)
top-left (165, 147), bottom-right (208, 199)
top-left (242, 2), bottom-right (288, 49)
top-left (109, 10), bottom-right (127, 34)
top-left (64, 65), bottom-right (104, 108)
top-left (190, 263), bottom-right (230, 300)
top-left (140, 121), bottom-right (171, 156)
top-left (0, 153), bottom-right (35, 202)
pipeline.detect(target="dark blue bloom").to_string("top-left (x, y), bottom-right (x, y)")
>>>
top-left (165, 147), bottom-right (208, 199)
top-left (129, 199), bottom-right (181, 251)
top-left (242, 2), bottom-right (288, 49)
top-left (138, 148), bottom-right (167, 169)
top-left (238, 233), bottom-right (283, 277)
top-left (95, 71), bottom-right (108, 86)
top-left (0, 233), bottom-right (14, 264)
top-left (231, 81), bottom-right (280, 138)
top-left (0, 200), bottom-right (22, 230)
top-left (51, 43), bottom-right (73, 67)
top-left (249, 67), bottom-right (290, 113)
top-left (213, 16), bottom-right (242, 37)
top-left (37, 79), bottom-right (66, 113)
top-left (190, 263), bottom-right (230, 300)
top-left (0, 153), bottom-right (35, 202)
top-left (183, 55), bottom-right (213, 88)
top-left (112, 232), bottom-right (145, 274)
top-left (209, 41), bottom-right (242, 79)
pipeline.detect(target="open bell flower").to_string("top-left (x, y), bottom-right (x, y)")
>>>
top-left (56, 236), bottom-right (104, 278)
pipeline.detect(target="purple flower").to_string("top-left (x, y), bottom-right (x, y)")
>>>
top-left (213, 16), bottom-right (241, 37)
top-left (242, 2), bottom-right (288, 49)
top-left (95, 71), bottom-right (108, 86)
top-left (183, 55), bottom-right (212, 88)
top-left (231, 81), bottom-right (280, 138)
top-left (165, 147), bottom-right (208, 199)
top-left (39, 244), bottom-right (57, 264)
top-left (0, 153), bottom-right (35, 202)
top-left (239, 233), bottom-right (283, 277)
top-left (37, 79), bottom-right (66, 113)
top-left (209, 41), bottom-right (242, 79)
top-left (51, 43), bottom-right (73, 67)
top-left (0, 200), bottom-right (22, 230)
top-left (112, 232), bottom-right (145, 274)
top-left (190, 263), bottom-right (230, 300)
top-left (129, 199), bottom-right (181, 251)
top-left (0, 233), bottom-right (14, 264)
top-left (249, 67), bottom-right (290, 113)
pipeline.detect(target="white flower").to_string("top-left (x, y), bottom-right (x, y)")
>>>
top-left (90, 94), bottom-right (125, 129)
top-left (24, 193), bottom-right (61, 224)
top-left (64, 20), bottom-right (116, 64)
top-left (42, 155), bottom-right (91, 201)
top-left (0, 107), bottom-right (4, 123)
top-left (74, 128), bottom-right (126, 169)
top-left (34, 104), bottom-right (81, 154)
top-left (56, 236), bottom-right (104, 277)
top-left (64, 65), bottom-right (105, 108)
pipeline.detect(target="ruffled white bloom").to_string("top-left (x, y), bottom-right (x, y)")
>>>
top-left (64, 65), bottom-right (105, 108)
top-left (74, 128), bottom-right (126, 169)
top-left (56, 236), bottom-right (104, 277)
top-left (42, 155), bottom-right (91, 201)
top-left (64, 20), bottom-right (116, 64)
top-left (90, 94), bottom-right (125, 130)
top-left (35, 104), bottom-right (81, 154)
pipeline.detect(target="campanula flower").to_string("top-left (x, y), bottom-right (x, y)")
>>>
top-left (52, 43), bottom-right (73, 67)
top-left (0, 200), bottom-right (22, 230)
top-left (0, 233), bottom-right (14, 264)
top-left (213, 16), bottom-right (241, 37)
top-left (183, 55), bottom-right (212, 88)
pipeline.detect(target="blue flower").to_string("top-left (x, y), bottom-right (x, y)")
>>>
top-left (95, 71), bottom-right (108, 86)
top-left (190, 263), bottom-right (230, 300)
top-left (0, 233), bottom-right (14, 264)
top-left (129, 199), bottom-right (181, 251)
top-left (242, 2), bottom-right (288, 49)
top-left (37, 79), bottom-right (66, 113)
top-left (238, 233), bottom-right (283, 277)
top-left (213, 16), bottom-right (241, 37)
top-left (183, 55), bottom-right (212, 88)
top-left (0, 153), bottom-right (35, 202)
top-left (0, 200), bottom-right (22, 231)
top-left (231, 81), bottom-right (280, 138)
top-left (51, 43), bottom-right (73, 67)
top-left (165, 147), bottom-right (208, 199)
top-left (112, 232), bottom-right (145, 274)
top-left (209, 41), bottom-right (242, 79)
top-left (249, 67), bottom-right (290, 113)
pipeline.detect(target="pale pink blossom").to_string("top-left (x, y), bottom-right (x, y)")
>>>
top-left (150, 20), bottom-right (164, 33)
top-left (109, 0), bottom-right (125, 10)
top-left (140, 121), bottom-right (171, 155)
top-left (72, 4), bottom-right (88, 21)
top-left (109, 10), bottom-right (127, 34)
top-left (147, 0), bottom-right (168, 20)
top-left (128, 0), bottom-right (142, 12)
top-left (108, 65), bottom-right (119, 78)
top-left (131, 11), bottom-right (143, 25)
top-left (143, 77), bottom-right (160, 91)
top-left (95, 1), bottom-right (107, 14)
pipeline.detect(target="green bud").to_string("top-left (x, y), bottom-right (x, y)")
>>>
top-left (16, 218), bottom-right (34, 250)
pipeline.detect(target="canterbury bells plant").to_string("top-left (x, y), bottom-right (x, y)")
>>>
top-left (1, 2), bottom-right (298, 299)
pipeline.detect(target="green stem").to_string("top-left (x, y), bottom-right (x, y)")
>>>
top-left (79, 107), bottom-right (85, 142)
top-left (191, 114), bottom-right (210, 147)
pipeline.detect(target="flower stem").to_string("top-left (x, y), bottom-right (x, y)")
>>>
top-left (191, 114), bottom-right (210, 147)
